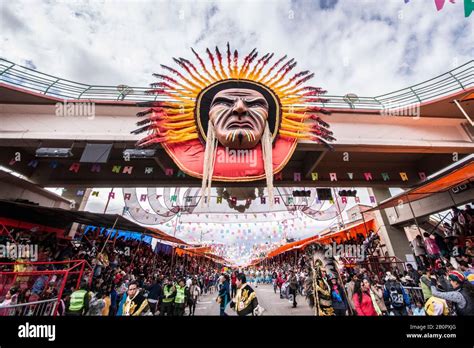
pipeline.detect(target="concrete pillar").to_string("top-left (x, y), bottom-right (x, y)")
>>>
top-left (60, 187), bottom-right (90, 211)
top-left (61, 187), bottom-right (92, 239)
top-left (368, 187), bottom-right (413, 262)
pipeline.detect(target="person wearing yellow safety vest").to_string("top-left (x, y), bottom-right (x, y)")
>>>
top-left (160, 277), bottom-right (176, 316)
top-left (173, 278), bottom-right (188, 316)
top-left (66, 283), bottom-right (90, 316)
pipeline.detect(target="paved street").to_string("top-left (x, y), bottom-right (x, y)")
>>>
top-left (193, 284), bottom-right (314, 316)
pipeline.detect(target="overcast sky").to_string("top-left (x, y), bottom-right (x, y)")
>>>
top-left (1, 0), bottom-right (472, 96)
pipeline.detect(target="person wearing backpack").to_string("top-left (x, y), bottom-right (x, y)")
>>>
top-left (383, 272), bottom-right (411, 316)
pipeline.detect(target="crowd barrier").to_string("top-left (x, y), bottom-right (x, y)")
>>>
top-left (341, 256), bottom-right (408, 282)
top-left (0, 298), bottom-right (58, 316)
top-left (0, 260), bottom-right (92, 316)
top-left (402, 286), bottom-right (425, 304)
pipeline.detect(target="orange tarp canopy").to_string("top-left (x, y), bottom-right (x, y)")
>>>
top-left (179, 246), bottom-right (212, 254)
top-left (367, 159), bottom-right (473, 211)
top-left (175, 247), bottom-right (228, 265)
top-left (317, 218), bottom-right (376, 245)
top-left (175, 248), bottom-right (200, 257)
top-left (147, 227), bottom-right (188, 245)
top-left (460, 92), bottom-right (474, 102)
top-left (267, 234), bottom-right (321, 258)
top-left (264, 218), bottom-right (376, 259)
top-left (246, 258), bottom-right (264, 267)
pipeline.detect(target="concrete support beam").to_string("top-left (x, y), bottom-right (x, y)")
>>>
top-left (1, 104), bottom-right (474, 152)
top-left (369, 187), bottom-right (414, 262)
top-left (385, 187), bottom-right (474, 225)
top-left (60, 187), bottom-right (92, 239)
top-left (0, 172), bottom-right (71, 208)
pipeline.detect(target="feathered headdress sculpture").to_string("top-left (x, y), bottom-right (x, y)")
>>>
top-left (132, 43), bottom-right (335, 204)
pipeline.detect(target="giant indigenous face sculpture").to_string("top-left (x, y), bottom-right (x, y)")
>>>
top-left (209, 88), bottom-right (269, 149)
top-left (133, 44), bottom-right (335, 204)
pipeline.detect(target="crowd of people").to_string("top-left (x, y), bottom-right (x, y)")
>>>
top-left (0, 228), bottom-right (226, 316)
top-left (243, 250), bottom-right (473, 316)
top-left (242, 204), bottom-right (474, 316)
top-left (0, 226), bottom-right (266, 316)
top-left (0, 204), bottom-right (473, 316)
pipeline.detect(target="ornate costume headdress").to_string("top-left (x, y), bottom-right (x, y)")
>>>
top-left (132, 43), bottom-right (335, 204)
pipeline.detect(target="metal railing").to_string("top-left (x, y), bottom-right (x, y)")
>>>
top-left (403, 286), bottom-right (425, 305)
top-left (0, 58), bottom-right (472, 109)
top-left (428, 211), bottom-right (453, 235)
top-left (342, 255), bottom-right (408, 283)
top-left (0, 259), bottom-right (93, 316)
top-left (0, 297), bottom-right (58, 316)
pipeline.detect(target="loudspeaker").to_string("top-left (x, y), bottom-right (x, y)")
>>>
top-left (292, 190), bottom-right (311, 197)
top-left (316, 188), bottom-right (333, 201)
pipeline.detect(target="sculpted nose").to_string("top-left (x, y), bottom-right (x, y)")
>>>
top-left (232, 99), bottom-right (247, 117)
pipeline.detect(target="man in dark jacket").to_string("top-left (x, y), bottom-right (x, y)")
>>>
top-left (328, 274), bottom-right (348, 316)
top-left (406, 264), bottom-right (421, 284)
top-left (288, 270), bottom-right (298, 308)
top-left (146, 276), bottom-right (163, 315)
top-left (218, 274), bottom-right (231, 316)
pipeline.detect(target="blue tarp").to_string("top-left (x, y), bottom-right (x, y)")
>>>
top-left (155, 243), bottom-right (173, 255)
top-left (83, 225), bottom-right (152, 245)
top-left (82, 225), bottom-right (172, 255)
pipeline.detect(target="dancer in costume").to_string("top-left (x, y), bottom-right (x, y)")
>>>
top-left (230, 273), bottom-right (260, 316)
top-left (304, 245), bottom-right (335, 316)
top-left (120, 281), bottom-right (150, 316)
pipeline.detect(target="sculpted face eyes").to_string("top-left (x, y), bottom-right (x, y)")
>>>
top-left (212, 97), bottom-right (267, 109)
top-left (208, 88), bottom-right (269, 149)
